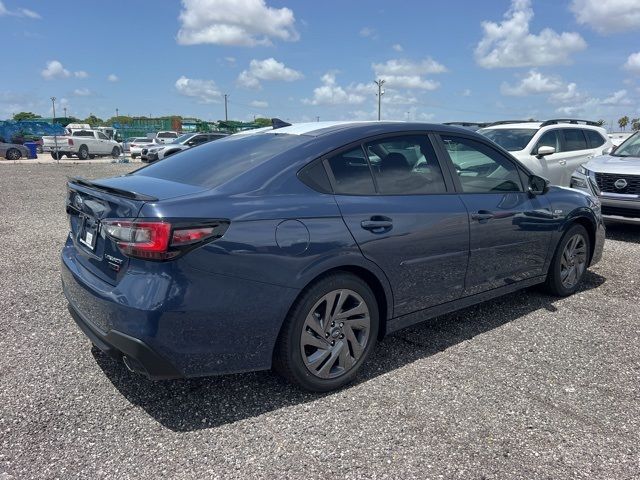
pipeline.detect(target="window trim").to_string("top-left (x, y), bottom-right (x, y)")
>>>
top-left (432, 132), bottom-right (528, 195)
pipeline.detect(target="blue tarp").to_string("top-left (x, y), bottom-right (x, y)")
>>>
top-left (0, 121), bottom-right (66, 144)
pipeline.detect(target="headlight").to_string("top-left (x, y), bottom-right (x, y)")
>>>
top-left (577, 165), bottom-right (590, 175)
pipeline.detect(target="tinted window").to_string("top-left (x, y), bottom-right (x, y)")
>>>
top-left (477, 128), bottom-right (537, 151)
top-left (298, 161), bottom-right (332, 193)
top-left (135, 134), bottom-right (309, 188)
top-left (73, 130), bottom-right (94, 137)
top-left (326, 147), bottom-right (376, 195)
top-left (158, 132), bottom-right (178, 138)
top-left (534, 130), bottom-right (561, 153)
top-left (364, 135), bottom-right (446, 194)
top-left (585, 129), bottom-right (605, 148)
top-left (190, 135), bottom-right (207, 144)
top-left (97, 132), bottom-right (109, 140)
top-left (441, 135), bottom-right (522, 193)
top-left (562, 129), bottom-right (588, 151)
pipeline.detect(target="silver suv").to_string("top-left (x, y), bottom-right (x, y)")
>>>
top-left (478, 119), bottom-right (613, 186)
top-left (571, 131), bottom-right (640, 221)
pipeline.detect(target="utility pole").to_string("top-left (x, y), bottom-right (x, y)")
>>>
top-left (316, 116), bottom-right (320, 122)
top-left (374, 79), bottom-right (386, 121)
top-left (63, 107), bottom-right (67, 118)
top-left (51, 97), bottom-right (58, 163)
top-left (224, 94), bottom-right (228, 121)
top-left (116, 108), bottom-right (119, 120)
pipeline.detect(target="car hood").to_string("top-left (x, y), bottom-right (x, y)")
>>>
top-left (584, 154), bottom-right (640, 175)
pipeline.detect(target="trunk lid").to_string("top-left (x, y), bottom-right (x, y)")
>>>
top-left (66, 175), bottom-right (208, 284)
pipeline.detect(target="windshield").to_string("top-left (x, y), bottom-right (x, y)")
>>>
top-left (477, 128), bottom-right (538, 151)
top-left (613, 131), bottom-right (640, 157)
top-left (134, 133), bottom-right (309, 188)
top-left (171, 133), bottom-right (194, 144)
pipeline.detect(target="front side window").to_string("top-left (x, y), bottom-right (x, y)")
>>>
top-left (441, 135), bottom-right (522, 193)
top-left (325, 147), bottom-right (376, 195)
top-left (584, 129), bottom-right (605, 148)
top-left (97, 132), bottom-right (109, 140)
top-left (364, 135), bottom-right (447, 194)
top-left (534, 130), bottom-right (561, 154)
top-left (562, 129), bottom-right (588, 151)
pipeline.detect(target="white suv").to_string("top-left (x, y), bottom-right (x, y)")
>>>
top-left (478, 119), bottom-right (613, 186)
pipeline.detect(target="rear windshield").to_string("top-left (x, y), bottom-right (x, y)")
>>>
top-left (477, 128), bottom-right (537, 151)
top-left (134, 138), bottom-right (152, 143)
top-left (157, 132), bottom-right (178, 138)
top-left (134, 133), bottom-right (309, 188)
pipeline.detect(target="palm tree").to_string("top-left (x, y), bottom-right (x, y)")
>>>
top-left (618, 116), bottom-right (629, 131)
top-left (632, 118), bottom-right (640, 131)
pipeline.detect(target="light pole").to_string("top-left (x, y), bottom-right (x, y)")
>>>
top-left (374, 79), bottom-right (386, 121)
top-left (63, 107), bottom-right (67, 118)
top-left (223, 94), bottom-right (228, 121)
top-left (51, 97), bottom-right (59, 162)
top-left (116, 108), bottom-right (119, 120)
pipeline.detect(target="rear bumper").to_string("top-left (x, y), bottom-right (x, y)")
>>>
top-left (67, 303), bottom-right (182, 379)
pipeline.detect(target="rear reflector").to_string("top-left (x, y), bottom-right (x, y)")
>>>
top-left (102, 219), bottom-right (227, 260)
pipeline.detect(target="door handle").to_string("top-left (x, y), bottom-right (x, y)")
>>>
top-left (558, 159), bottom-right (567, 165)
top-left (361, 216), bottom-right (393, 233)
top-left (471, 210), bottom-right (494, 222)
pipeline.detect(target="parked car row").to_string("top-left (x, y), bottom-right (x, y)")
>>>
top-left (140, 132), bottom-right (228, 162)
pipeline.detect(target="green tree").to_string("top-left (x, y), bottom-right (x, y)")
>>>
top-left (104, 115), bottom-right (133, 126)
top-left (618, 116), bottom-right (629, 131)
top-left (83, 115), bottom-right (104, 127)
top-left (254, 117), bottom-right (272, 127)
top-left (595, 119), bottom-right (606, 127)
top-left (632, 118), bottom-right (640, 131)
top-left (12, 111), bottom-right (41, 121)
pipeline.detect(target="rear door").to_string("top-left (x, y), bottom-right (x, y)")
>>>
top-left (327, 133), bottom-right (470, 316)
top-left (436, 133), bottom-right (554, 295)
top-left (559, 128), bottom-right (591, 183)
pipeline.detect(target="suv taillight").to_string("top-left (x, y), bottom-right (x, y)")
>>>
top-left (68, 139), bottom-right (74, 146)
top-left (102, 220), bottom-right (228, 260)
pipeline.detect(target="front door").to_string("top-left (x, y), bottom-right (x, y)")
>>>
top-left (326, 134), bottom-right (470, 316)
top-left (438, 134), bottom-right (554, 295)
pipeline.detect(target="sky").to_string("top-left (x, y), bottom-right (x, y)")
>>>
top-left (2, 0), bottom-right (640, 128)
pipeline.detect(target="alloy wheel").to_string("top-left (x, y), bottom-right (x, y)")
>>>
top-left (300, 289), bottom-right (371, 379)
top-left (560, 234), bottom-right (587, 289)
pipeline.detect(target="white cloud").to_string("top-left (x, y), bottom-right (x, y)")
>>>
top-left (554, 89), bottom-right (632, 116)
top-left (303, 72), bottom-right (367, 106)
top-left (624, 52), bottom-right (640, 73)
top-left (475, 0), bottom-right (586, 68)
top-left (177, 0), bottom-right (298, 47)
top-left (392, 44), bottom-right (403, 52)
top-left (500, 70), bottom-right (564, 96)
top-left (107, 74), bottom-right (119, 82)
top-left (373, 58), bottom-right (447, 75)
top-left (372, 58), bottom-right (446, 90)
top-left (74, 71), bottom-right (88, 79)
top-left (237, 58), bottom-right (303, 89)
top-left (73, 88), bottom-right (92, 97)
top-left (41, 60), bottom-right (70, 80)
top-left (549, 82), bottom-right (581, 103)
top-left (462, 89), bottom-right (472, 97)
top-left (175, 76), bottom-right (221, 103)
top-left (601, 89), bottom-right (632, 106)
top-left (0, 1), bottom-right (40, 18)
top-left (250, 100), bottom-right (268, 108)
top-left (359, 27), bottom-right (376, 38)
top-left (570, 0), bottom-right (640, 34)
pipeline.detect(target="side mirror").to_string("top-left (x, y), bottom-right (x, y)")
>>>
top-left (528, 174), bottom-right (550, 196)
top-left (602, 146), bottom-right (614, 155)
top-left (536, 145), bottom-right (556, 157)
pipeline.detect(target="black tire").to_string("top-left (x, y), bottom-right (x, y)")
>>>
top-left (111, 146), bottom-right (121, 158)
top-left (544, 224), bottom-right (590, 296)
top-left (51, 151), bottom-right (61, 160)
top-left (131, 153), bottom-right (138, 159)
top-left (6, 148), bottom-right (22, 160)
top-left (77, 145), bottom-right (89, 160)
top-left (273, 272), bottom-right (379, 392)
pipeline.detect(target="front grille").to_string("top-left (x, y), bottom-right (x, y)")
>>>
top-left (601, 205), bottom-right (640, 218)
top-left (594, 172), bottom-right (640, 195)
top-left (141, 148), bottom-right (148, 155)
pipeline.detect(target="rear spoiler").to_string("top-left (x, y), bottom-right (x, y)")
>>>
top-left (68, 176), bottom-right (158, 202)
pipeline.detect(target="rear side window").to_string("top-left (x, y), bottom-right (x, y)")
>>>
top-left (364, 135), bottom-right (447, 194)
top-left (135, 134), bottom-right (309, 188)
top-left (585, 129), bottom-right (605, 148)
top-left (562, 129), bottom-right (588, 151)
top-left (325, 147), bottom-right (376, 195)
top-left (298, 161), bottom-right (332, 193)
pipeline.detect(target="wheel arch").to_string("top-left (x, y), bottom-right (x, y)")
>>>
top-left (564, 211), bottom-right (597, 266)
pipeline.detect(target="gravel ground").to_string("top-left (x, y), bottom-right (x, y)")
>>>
top-left (0, 163), bottom-right (639, 479)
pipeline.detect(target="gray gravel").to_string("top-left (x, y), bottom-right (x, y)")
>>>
top-left (0, 163), bottom-right (639, 479)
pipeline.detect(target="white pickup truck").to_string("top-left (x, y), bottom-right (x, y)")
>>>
top-left (42, 129), bottom-right (122, 160)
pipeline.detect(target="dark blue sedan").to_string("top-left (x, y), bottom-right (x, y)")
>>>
top-left (61, 121), bottom-right (605, 391)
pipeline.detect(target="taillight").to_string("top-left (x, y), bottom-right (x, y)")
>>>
top-left (102, 219), bottom-right (227, 260)
top-left (68, 139), bottom-right (74, 146)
